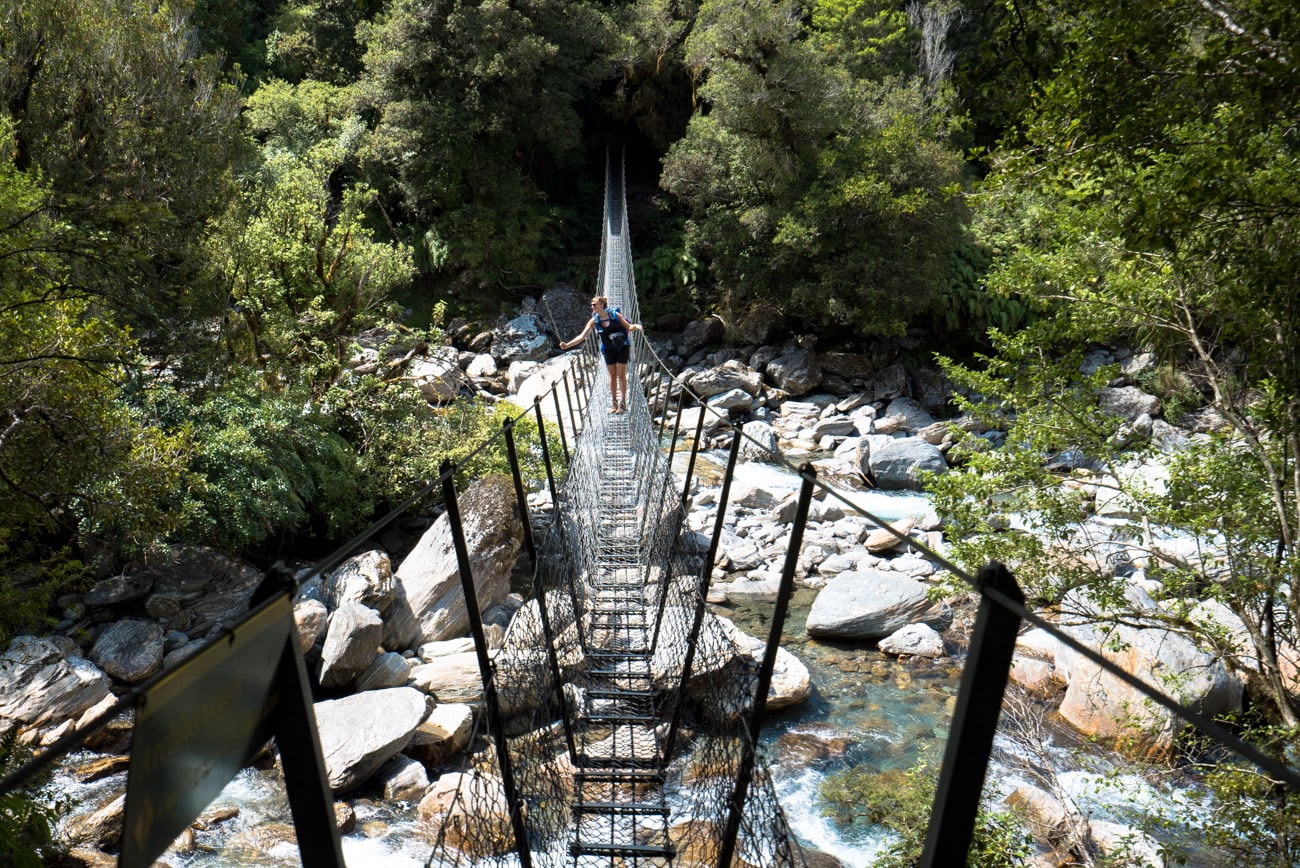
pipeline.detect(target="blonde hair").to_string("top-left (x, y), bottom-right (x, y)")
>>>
top-left (590, 296), bottom-right (608, 307)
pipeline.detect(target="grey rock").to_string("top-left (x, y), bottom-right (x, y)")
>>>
top-left (707, 388), bottom-right (756, 412)
top-left (492, 313), bottom-right (552, 363)
top-left (409, 347), bottom-right (465, 403)
top-left (318, 603), bottom-right (383, 689)
top-left (0, 636), bottom-right (111, 731)
top-left (83, 573), bottom-right (154, 608)
top-left (377, 754), bottom-right (430, 802)
top-left (882, 397), bottom-right (935, 431)
top-left (806, 570), bottom-right (952, 640)
top-left (690, 359), bottom-right (762, 398)
top-left (323, 550), bottom-right (396, 613)
top-left (140, 545), bottom-right (263, 638)
top-left (1099, 386), bottom-right (1161, 422)
top-left (356, 651), bottom-right (411, 692)
top-left (878, 623), bottom-right (945, 658)
top-left (293, 598), bottom-right (328, 653)
top-left (408, 702), bottom-right (474, 766)
top-left (314, 687), bottom-right (428, 792)
top-left (678, 317), bottom-right (725, 356)
top-left (90, 620), bottom-right (164, 684)
top-left (868, 437), bottom-right (948, 490)
top-left (868, 363), bottom-right (910, 401)
top-left (738, 420), bottom-right (779, 462)
top-left (384, 474), bottom-right (523, 650)
top-left (766, 348), bottom-right (822, 395)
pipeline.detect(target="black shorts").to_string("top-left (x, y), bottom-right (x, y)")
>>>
top-left (602, 342), bottom-right (630, 365)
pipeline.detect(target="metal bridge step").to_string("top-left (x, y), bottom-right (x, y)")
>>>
top-left (575, 769), bottom-right (665, 784)
top-left (570, 842), bottom-right (675, 859)
top-left (582, 712), bottom-right (658, 725)
top-left (572, 801), bottom-right (669, 816)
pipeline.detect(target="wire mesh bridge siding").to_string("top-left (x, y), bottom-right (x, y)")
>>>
top-left (424, 156), bottom-right (809, 867)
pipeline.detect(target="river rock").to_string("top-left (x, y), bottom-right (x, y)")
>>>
top-left (314, 687), bottom-right (428, 792)
top-left (677, 317), bottom-right (724, 357)
top-left (83, 573), bottom-right (154, 608)
top-left (1056, 614), bottom-right (1242, 758)
top-left (868, 363), bottom-right (910, 401)
top-left (409, 651), bottom-right (485, 705)
top-left (90, 620), bottom-right (164, 684)
top-left (1099, 386), bottom-right (1161, 422)
top-left (356, 651), bottom-right (411, 692)
top-left (881, 397), bottom-right (935, 431)
top-left (409, 346), bottom-right (465, 403)
top-left (60, 793), bottom-right (125, 851)
top-left (293, 598), bottom-right (328, 652)
top-left (723, 617), bottom-right (811, 710)
top-left (707, 388), bottom-right (756, 412)
top-left (878, 623), bottom-right (945, 658)
top-left (766, 348), bottom-right (821, 395)
top-left (1009, 628), bottom-right (1070, 697)
top-left (408, 703), bottom-right (474, 766)
top-left (737, 420), bottom-right (780, 462)
top-left (318, 602), bottom-right (383, 688)
top-left (384, 474), bottom-right (523, 650)
top-left (867, 437), bottom-right (948, 490)
top-left (806, 570), bottom-right (952, 640)
top-left (0, 636), bottom-right (111, 732)
top-left (377, 754), bottom-right (430, 802)
top-left (139, 545), bottom-right (263, 638)
top-left (492, 313), bottom-right (552, 363)
top-left (323, 549), bottom-right (396, 613)
top-left (863, 518), bottom-right (916, 553)
top-left (418, 770), bottom-right (514, 855)
top-left (1090, 820), bottom-right (1164, 867)
top-left (689, 359), bottom-right (762, 398)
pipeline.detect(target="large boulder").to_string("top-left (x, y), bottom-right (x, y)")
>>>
top-left (418, 771), bottom-right (515, 856)
top-left (678, 317), bottom-right (725, 357)
top-left (408, 347), bottom-right (466, 403)
top-left (492, 313), bottom-right (552, 363)
top-left (0, 636), bottom-right (112, 732)
top-left (688, 360), bottom-right (762, 399)
top-left (867, 437), bottom-right (948, 490)
top-left (408, 651), bottom-right (485, 705)
top-left (806, 570), bottom-right (951, 640)
top-left (317, 603), bottom-right (383, 688)
top-left (1098, 386), bottom-right (1161, 422)
top-left (140, 545), bottom-right (264, 638)
top-left (765, 348), bottom-right (821, 396)
top-left (322, 550), bottom-right (396, 613)
top-left (1057, 616), bottom-right (1241, 758)
top-left (314, 687), bottom-right (428, 792)
top-left (90, 620), bottom-right (164, 683)
top-left (383, 474), bottom-right (524, 650)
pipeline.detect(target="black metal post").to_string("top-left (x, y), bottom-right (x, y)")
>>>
top-left (502, 419), bottom-right (537, 566)
top-left (534, 398), bottom-right (559, 507)
top-left (552, 387), bottom-right (570, 464)
top-left (440, 460), bottom-right (533, 868)
top-left (680, 401), bottom-right (708, 508)
top-left (664, 426), bottom-right (743, 760)
top-left (562, 371), bottom-right (579, 439)
top-left (715, 465), bottom-right (816, 868)
top-left (274, 629), bottom-right (348, 868)
top-left (919, 562), bottom-right (1024, 868)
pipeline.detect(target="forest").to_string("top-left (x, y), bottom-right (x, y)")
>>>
top-left (2, 0), bottom-right (1299, 862)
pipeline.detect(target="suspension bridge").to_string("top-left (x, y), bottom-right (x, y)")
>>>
top-left (6, 151), bottom-right (1300, 868)
top-left (421, 155), bottom-right (809, 867)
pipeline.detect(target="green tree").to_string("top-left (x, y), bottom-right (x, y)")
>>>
top-left (204, 135), bottom-right (416, 393)
top-left (355, 0), bottom-right (616, 286)
top-left (0, 121), bottom-right (193, 639)
top-left (660, 0), bottom-right (968, 335)
top-left (0, 0), bottom-right (246, 348)
top-left (930, 0), bottom-right (1300, 739)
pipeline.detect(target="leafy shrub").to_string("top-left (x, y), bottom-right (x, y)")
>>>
top-left (0, 730), bottom-right (63, 867)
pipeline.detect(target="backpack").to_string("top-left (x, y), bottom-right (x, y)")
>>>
top-left (595, 307), bottom-right (628, 347)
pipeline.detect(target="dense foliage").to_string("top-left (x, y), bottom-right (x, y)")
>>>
top-left (3, 0), bottom-right (1300, 859)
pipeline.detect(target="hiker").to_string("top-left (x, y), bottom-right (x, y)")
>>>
top-left (559, 295), bottom-right (643, 413)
